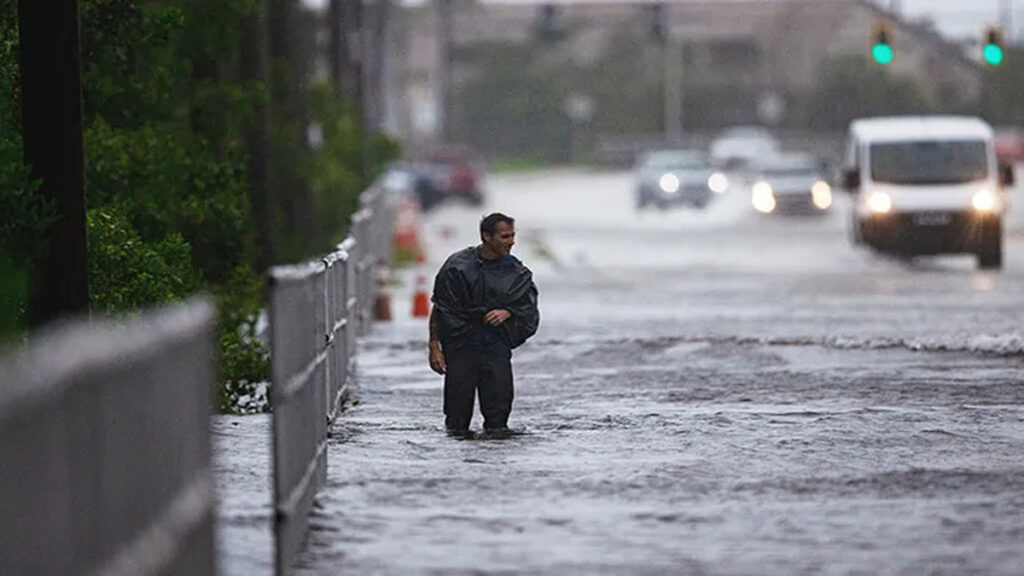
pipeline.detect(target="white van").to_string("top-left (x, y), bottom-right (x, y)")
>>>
top-left (843, 116), bottom-right (1014, 269)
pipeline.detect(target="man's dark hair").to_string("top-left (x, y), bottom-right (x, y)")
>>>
top-left (480, 212), bottom-right (514, 236)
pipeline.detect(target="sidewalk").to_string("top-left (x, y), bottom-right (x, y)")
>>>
top-left (212, 414), bottom-right (273, 576)
top-left (212, 202), bottom-right (561, 576)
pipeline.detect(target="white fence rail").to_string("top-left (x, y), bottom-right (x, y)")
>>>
top-left (0, 183), bottom-right (396, 576)
top-left (0, 300), bottom-right (217, 576)
top-left (269, 186), bottom-right (394, 574)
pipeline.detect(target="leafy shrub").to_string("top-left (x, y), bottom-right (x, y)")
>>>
top-left (1, 0), bottom-right (393, 413)
top-left (213, 264), bottom-right (270, 414)
top-left (0, 132), bottom-right (51, 337)
top-left (87, 207), bottom-right (198, 313)
top-left (85, 120), bottom-right (254, 284)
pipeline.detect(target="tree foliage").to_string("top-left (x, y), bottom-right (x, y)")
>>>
top-left (804, 55), bottom-right (934, 130)
top-left (0, 0), bottom-right (395, 410)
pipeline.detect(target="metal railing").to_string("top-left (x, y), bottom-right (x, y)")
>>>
top-left (0, 300), bottom-right (217, 576)
top-left (269, 185), bottom-right (395, 574)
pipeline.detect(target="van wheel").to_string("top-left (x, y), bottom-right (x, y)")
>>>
top-left (977, 242), bottom-right (1003, 270)
top-left (977, 219), bottom-right (1003, 270)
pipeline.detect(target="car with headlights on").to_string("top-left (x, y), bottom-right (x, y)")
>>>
top-left (843, 116), bottom-right (1013, 269)
top-left (634, 149), bottom-right (728, 210)
top-left (748, 153), bottom-right (833, 216)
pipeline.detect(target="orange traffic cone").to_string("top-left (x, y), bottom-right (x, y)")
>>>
top-left (411, 252), bottom-right (431, 318)
top-left (373, 260), bottom-right (392, 322)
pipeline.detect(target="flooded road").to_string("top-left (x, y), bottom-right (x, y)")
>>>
top-left (224, 169), bottom-right (1024, 575)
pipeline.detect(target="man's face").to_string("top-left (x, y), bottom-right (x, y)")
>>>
top-left (482, 221), bottom-right (515, 256)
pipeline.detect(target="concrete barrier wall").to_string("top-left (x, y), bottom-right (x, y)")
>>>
top-left (0, 300), bottom-right (217, 576)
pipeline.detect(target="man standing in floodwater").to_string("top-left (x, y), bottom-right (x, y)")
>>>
top-left (428, 213), bottom-right (540, 438)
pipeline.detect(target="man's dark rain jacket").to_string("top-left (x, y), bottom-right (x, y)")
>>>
top-left (432, 247), bottom-right (539, 350)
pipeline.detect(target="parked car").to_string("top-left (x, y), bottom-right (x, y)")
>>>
top-left (843, 116), bottom-right (1013, 270)
top-left (428, 144), bottom-right (485, 206)
top-left (634, 149), bottom-right (728, 210)
top-left (748, 153), bottom-right (833, 215)
top-left (994, 127), bottom-right (1024, 164)
top-left (380, 161), bottom-right (447, 212)
top-left (708, 125), bottom-right (780, 173)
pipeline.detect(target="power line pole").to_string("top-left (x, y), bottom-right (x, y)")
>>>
top-left (663, 38), bottom-right (683, 144)
top-left (437, 0), bottom-right (453, 143)
top-left (328, 0), bottom-right (344, 94)
top-left (19, 0), bottom-right (90, 328)
top-left (999, 0), bottom-right (1013, 43)
top-left (367, 0), bottom-right (390, 133)
top-left (242, 0), bottom-right (275, 274)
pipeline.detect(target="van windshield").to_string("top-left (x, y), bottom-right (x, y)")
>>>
top-left (870, 140), bottom-right (988, 185)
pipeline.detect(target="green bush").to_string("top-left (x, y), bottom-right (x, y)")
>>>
top-left (213, 265), bottom-right (269, 413)
top-left (85, 120), bottom-right (255, 284)
top-left (1, 0), bottom-right (396, 413)
top-left (87, 207), bottom-right (198, 313)
top-left (0, 134), bottom-right (51, 338)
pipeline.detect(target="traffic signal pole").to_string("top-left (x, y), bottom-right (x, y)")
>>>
top-left (663, 37), bottom-right (683, 144)
top-left (1000, 0), bottom-right (1012, 44)
top-left (18, 0), bottom-right (91, 329)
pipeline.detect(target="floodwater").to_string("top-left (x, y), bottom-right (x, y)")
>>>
top-left (218, 169), bottom-right (1024, 575)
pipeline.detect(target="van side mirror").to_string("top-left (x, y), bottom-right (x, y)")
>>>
top-left (999, 162), bottom-right (1015, 187)
top-left (843, 168), bottom-right (861, 191)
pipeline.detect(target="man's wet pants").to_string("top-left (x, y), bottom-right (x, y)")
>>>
top-left (444, 346), bottom-right (513, 430)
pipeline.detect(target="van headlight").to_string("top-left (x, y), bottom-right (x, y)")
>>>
top-left (658, 173), bottom-right (680, 193)
top-left (708, 171), bottom-right (729, 194)
top-left (972, 189), bottom-right (999, 213)
top-left (751, 181), bottom-right (776, 213)
top-left (866, 191), bottom-right (892, 214)
top-left (811, 180), bottom-right (832, 210)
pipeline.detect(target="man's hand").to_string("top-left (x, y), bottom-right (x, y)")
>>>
top-left (484, 309), bottom-right (512, 326)
top-left (428, 340), bottom-right (446, 375)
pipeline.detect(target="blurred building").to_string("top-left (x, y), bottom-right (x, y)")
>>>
top-left (388, 0), bottom-right (985, 152)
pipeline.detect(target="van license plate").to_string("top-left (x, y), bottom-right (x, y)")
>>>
top-left (912, 213), bottom-right (952, 226)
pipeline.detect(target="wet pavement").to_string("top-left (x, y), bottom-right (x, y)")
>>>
top-left (218, 169), bottom-right (1024, 575)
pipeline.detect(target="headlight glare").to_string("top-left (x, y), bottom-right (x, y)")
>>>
top-left (867, 191), bottom-right (892, 214)
top-left (811, 180), bottom-right (832, 210)
top-left (708, 172), bottom-right (729, 194)
top-left (659, 173), bottom-right (680, 193)
top-left (751, 181), bottom-right (776, 213)
top-left (972, 189), bottom-right (998, 212)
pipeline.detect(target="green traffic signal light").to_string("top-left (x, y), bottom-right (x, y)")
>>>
top-left (984, 43), bottom-right (1005, 66)
top-left (871, 21), bottom-right (894, 65)
top-left (872, 43), bottom-right (894, 65)
top-left (982, 27), bottom-right (1005, 67)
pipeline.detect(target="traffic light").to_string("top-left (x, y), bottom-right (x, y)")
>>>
top-left (983, 26), bottom-right (1005, 67)
top-left (872, 21), bottom-right (894, 65)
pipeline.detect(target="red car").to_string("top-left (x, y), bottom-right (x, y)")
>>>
top-left (994, 127), bottom-right (1024, 164)
top-left (429, 145), bottom-right (484, 206)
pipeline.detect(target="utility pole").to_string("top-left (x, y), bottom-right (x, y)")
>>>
top-left (242, 0), bottom-right (275, 274)
top-left (663, 37), bottom-right (683, 144)
top-left (353, 0), bottom-right (373, 183)
top-left (19, 0), bottom-right (91, 328)
top-left (340, 0), bottom-right (361, 106)
top-left (328, 0), bottom-right (344, 94)
top-left (1000, 0), bottom-right (1013, 43)
top-left (367, 0), bottom-right (390, 133)
top-left (437, 0), bottom-right (453, 144)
